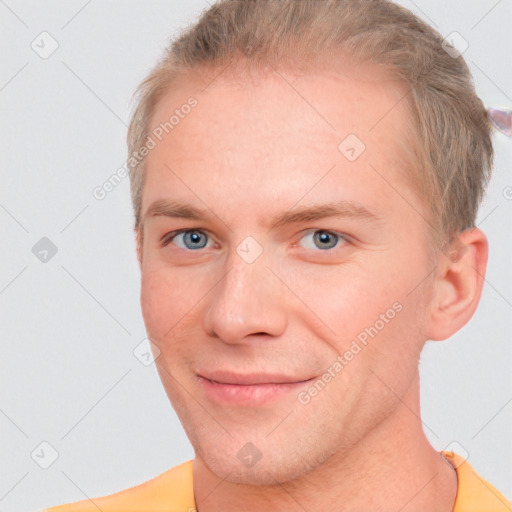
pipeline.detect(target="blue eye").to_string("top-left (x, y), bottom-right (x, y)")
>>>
top-left (162, 228), bottom-right (347, 252)
top-left (162, 230), bottom-right (210, 250)
top-left (299, 229), bottom-right (345, 251)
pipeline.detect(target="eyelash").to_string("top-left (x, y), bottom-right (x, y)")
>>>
top-left (160, 228), bottom-right (350, 253)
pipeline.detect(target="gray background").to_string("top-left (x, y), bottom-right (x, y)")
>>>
top-left (0, 1), bottom-right (510, 510)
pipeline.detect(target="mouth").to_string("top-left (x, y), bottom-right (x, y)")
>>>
top-left (197, 371), bottom-right (315, 405)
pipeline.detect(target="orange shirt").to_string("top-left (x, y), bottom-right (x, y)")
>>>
top-left (41, 451), bottom-right (511, 511)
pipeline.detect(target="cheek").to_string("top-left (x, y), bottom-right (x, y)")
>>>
top-left (293, 264), bottom-right (398, 336)
top-left (140, 261), bottom-right (211, 346)
top-left (299, 256), bottom-right (428, 363)
top-left (140, 266), bottom-right (179, 340)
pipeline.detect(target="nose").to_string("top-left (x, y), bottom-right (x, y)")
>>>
top-left (202, 246), bottom-right (287, 344)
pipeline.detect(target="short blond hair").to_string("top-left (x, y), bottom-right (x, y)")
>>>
top-left (127, 0), bottom-right (494, 253)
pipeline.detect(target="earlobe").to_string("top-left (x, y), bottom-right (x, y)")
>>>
top-left (426, 228), bottom-right (488, 341)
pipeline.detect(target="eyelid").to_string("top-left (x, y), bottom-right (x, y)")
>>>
top-left (294, 228), bottom-right (350, 250)
top-left (161, 228), bottom-right (212, 247)
top-left (161, 227), bottom-right (350, 252)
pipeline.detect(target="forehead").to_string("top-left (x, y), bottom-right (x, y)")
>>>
top-left (150, 62), bottom-right (412, 145)
top-left (142, 63), bottom-right (419, 223)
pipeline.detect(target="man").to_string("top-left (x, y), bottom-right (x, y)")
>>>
top-left (42, 0), bottom-right (511, 510)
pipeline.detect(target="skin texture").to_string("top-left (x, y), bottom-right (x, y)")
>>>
top-left (136, 61), bottom-right (488, 511)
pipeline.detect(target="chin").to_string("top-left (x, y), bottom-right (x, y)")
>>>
top-left (194, 433), bottom-right (338, 486)
top-left (202, 452), bottom-right (302, 485)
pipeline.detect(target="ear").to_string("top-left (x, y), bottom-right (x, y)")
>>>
top-left (426, 227), bottom-right (488, 341)
top-left (135, 228), bottom-right (143, 268)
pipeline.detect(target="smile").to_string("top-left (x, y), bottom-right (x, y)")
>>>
top-left (197, 373), bottom-right (315, 405)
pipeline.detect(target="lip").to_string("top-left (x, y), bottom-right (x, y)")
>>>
top-left (198, 370), bottom-right (312, 385)
top-left (197, 371), bottom-right (315, 405)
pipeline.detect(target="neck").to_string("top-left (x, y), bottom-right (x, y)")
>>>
top-left (193, 372), bottom-right (458, 512)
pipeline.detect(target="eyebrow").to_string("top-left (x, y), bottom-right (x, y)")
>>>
top-left (143, 199), bottom-right (383, 230)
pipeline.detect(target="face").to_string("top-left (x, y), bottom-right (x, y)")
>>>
top-left (138, 62), bottom-right (436, 484)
